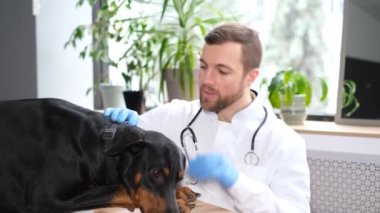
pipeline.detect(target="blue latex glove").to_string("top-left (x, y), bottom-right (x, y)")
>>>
top-left (188, 153), bottom-right (239, 188)
top-left (103, 108), bottom-right (139, 126)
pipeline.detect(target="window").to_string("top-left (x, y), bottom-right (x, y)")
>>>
top-left (107, 0), bottom-right (344, 117)
top-left (233, 0), bottom-right (344, 116)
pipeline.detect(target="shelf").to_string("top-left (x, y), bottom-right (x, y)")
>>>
top-left (291, 120), bottom-right (380, 138)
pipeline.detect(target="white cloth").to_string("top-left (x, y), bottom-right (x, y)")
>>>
top-left (138, 95), bottom-right (310, 213)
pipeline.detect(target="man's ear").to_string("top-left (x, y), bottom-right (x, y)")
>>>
top-left (245, 68), bottom-right (259, 86)
top-left (104, 126), bottom-right (146, 155)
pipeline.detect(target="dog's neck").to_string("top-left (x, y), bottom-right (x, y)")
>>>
top-left (102, 124), bottom-right (118, 144)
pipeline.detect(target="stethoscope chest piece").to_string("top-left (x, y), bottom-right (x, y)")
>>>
top-left (244, 151), bottom-right (259, 166)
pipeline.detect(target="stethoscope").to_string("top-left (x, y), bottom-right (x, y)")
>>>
top-left (180, 105), bottom-right (268, 168)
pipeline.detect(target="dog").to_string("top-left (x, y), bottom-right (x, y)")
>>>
top-left (0, 98), bottom-right (197, 213)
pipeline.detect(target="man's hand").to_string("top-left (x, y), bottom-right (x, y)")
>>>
top-left (103, 108), bottom-right (139, 126)
top-left (189, 153), bottom-right (239, 188)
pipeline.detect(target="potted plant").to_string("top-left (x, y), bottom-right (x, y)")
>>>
top-left (158, 0), bottom-right (231, 101)
top-left (66, 0), bottom-right (231, 108)
top-left (65, 0), bottom-right (163, 112)
top-left (265, 69), bottom-right (328, 125)
top-left (120, 17), bottom-right (164, 114)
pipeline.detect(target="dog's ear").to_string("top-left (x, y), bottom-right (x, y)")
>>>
top-left (114, 141), bottom-right (149, 194)
top-left (104, 126), bottom-right (146, 155)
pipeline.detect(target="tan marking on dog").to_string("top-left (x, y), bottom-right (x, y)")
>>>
top-left (134, 173), bottom-right (142, 185)
top-left (135, 187), bottom-right (168, 212)
top-left (108, 186), bottom-right (136, 212)
top-left (163, 167), bottom-right (170, 177)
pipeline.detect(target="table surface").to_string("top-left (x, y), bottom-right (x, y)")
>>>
top-left (91, 200), bottom-right (232, 213)
top-left (193, 200), bottom-right (233, 212)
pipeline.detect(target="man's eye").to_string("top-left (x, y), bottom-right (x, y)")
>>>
top-left (219, 69), bottom-right (229, 75)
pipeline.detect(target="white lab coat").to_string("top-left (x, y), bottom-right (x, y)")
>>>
top-left (138, 95), bottom-right (310, 213)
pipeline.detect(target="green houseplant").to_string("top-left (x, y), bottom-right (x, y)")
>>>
top-left (119, 16), bottom-right (165, 113)
top-left (158, 0), bottom-right (231, 100)
top-left (66, 0), bottom-right (231, 108)
top-left (265, 69), bottom-right (328, 124)
top-left (65, 0), bottom-right (164, 112)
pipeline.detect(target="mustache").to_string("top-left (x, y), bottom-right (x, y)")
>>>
top-left (200, 84), bottom-right (217, 93)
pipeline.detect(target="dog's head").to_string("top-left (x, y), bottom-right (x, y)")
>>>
top-left (105, 126), bottom-right (186, 213)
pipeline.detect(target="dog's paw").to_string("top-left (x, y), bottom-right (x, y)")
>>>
top-left (177, 199), bottom-right (191, 213)
top-left (176, 186), bottom-right (200, 211)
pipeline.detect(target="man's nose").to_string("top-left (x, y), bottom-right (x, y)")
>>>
top-left (201, 69), bottom-right (215, 84)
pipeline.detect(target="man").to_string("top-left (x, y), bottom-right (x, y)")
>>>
top-left (105, 23), bottom-right (310, 212)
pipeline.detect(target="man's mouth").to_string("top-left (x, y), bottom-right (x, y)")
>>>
top-left (201, 86), bottom-right (216, 99)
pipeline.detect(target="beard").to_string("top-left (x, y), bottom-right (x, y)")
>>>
top-left (200, 83), bottom-right (245, 113)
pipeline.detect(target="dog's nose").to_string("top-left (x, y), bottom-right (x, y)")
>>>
top-left (166, 208), bottom-right (180, 213)
top-left (165, 203), bottom-right (181, 213)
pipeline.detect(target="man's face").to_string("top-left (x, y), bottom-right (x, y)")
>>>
top-left (199, 42), bottom-right (248, 112)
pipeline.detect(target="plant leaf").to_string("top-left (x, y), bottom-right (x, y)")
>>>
top-left (160, 0), bottom-right (169, 22)
top-left (320, 78), bottom-right (328, 102)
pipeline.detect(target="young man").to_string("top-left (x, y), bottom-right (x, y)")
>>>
top-left (105, 23), bottom-right (310, 212)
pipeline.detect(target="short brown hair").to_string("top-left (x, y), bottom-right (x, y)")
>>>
top-left (205, 23), bottom-right (262, 72)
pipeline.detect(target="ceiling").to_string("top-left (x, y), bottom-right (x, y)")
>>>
top-left (350, 0), bottom-right (380, 22)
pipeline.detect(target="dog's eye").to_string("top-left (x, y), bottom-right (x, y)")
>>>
top-left (151, 169), bottom-right (162, 179)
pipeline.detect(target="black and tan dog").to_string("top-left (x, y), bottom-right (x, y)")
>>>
top-left (0, 98), bottom-right (197, 213)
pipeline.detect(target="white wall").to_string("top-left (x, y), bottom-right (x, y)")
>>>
top-left (36, 0), bottom-right (94, 109)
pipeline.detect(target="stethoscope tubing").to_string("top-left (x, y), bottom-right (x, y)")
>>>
top-left (180, 105), bottom-right (268, 166)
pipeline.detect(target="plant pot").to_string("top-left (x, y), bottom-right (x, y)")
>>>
top-left (99, 83), bottom-right (126, 108)
top-left (280, 94), bottom-right (307, 125)
top-left (123, 90), bottom-right (145, 115)
top-left (164, 69), bottom-right (199, 101)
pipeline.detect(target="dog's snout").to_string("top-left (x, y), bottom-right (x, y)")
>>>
top-left (143, 208), bottom-right (179, 213)
top-left (167, 207), bottom-right (180, 213)
top-left (166, 201), bottom-right (180, 213)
